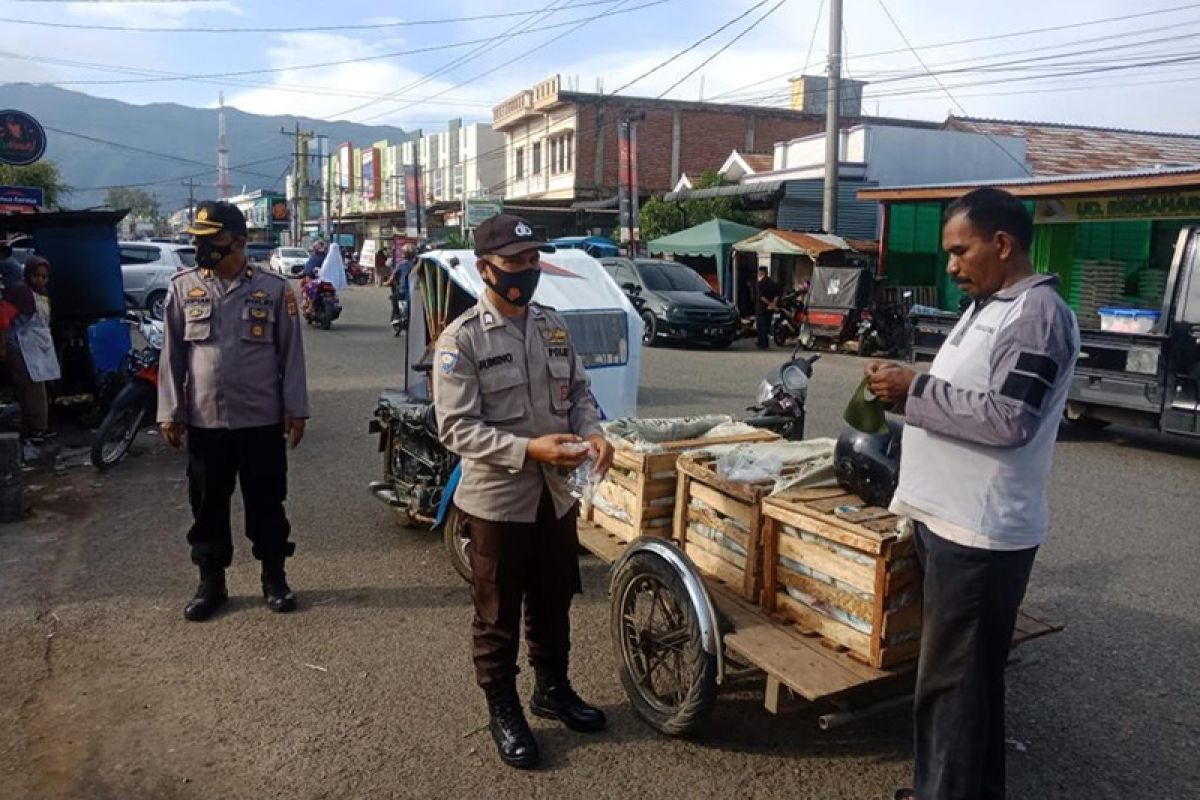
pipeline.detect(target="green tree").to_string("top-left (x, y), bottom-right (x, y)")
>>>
top-left (0, 161), bottom-right (68, 207)
top-left (105, 186), bottom-right (160, 219)
top-left (638, 168), bottom-right (752, 241)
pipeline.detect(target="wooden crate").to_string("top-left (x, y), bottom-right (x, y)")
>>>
top-left (586, 430), bottom-right (778, 544)
top-left (672, 452), bottom-right (786, 602)
top-left (761, 488), bottom-right (922, 669)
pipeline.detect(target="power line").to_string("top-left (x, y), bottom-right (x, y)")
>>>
top-left (657, 0), bottom-right (789, 99)
top-left (352, 0), bottom-right (651, 126)
top-left (0, 0), bottom-right (628, 33)
top-left (329, 0), bottom-right (575, 122)
top-left (873, 0), bottom-right (1032, 176)
top-left (69, 154), bottom-right (292, 193)
top-left (608, 0), bottom-right (776, 96)
top-left (706, 2), bottom-right (1200, 101)
top-left (22, 0), bottom-right (670, 87)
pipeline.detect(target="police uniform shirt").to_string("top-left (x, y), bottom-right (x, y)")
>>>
top-left (434, 292), bottom-right (602, 523)
top-left (157, 263), bottom-right (309, 429)
top-left (890, 274), bottom-right (1080, 551)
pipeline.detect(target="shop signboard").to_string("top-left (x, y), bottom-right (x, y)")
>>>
top-left (247, 194), bottom-right (289, 229)
top-left (361, 148), bottom-right (381, 200)
top-left (0, 185), bottom-right (44, 213)
top-left (0, 110), bottom-right (47, 166)
top-left (465, 196), bottom-right (503, 228)
top-left (403, 165), bottom-right (422, 237)
top-left (1036, 191), bottom-right (1200, 224)
top-left (338, 142), bottom-right (354, 190)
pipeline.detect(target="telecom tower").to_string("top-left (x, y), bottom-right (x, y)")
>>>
top-left (217, 92), bottom-right (231, 199)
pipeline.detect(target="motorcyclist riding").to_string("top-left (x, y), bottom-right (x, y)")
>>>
top-left (386, 244), bottom-right (417, 334)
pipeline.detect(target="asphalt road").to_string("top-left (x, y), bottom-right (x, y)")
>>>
top-left (2, 286), bottom-right (1198, 800)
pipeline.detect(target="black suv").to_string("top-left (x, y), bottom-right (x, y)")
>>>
top-left (601, 257), bottom-right (739, 348)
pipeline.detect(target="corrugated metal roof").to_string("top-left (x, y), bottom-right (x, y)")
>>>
top-left (858, 164), bottom-right (1200, 201)
top-left (945, 116), bottom-right (1200, 176)
top-left (664, 181), bottom-right (784, 201)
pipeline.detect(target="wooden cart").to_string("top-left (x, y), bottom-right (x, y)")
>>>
top-left (579, 505), bottom-right (1062, 735)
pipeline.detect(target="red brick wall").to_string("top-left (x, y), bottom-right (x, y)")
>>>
top-left (571, 97), bottom-right (835, 198)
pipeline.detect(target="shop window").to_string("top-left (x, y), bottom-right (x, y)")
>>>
top-left (515, 147), bottom-right (525, 180)
top-left (532, 142), bottom-right (542, 175)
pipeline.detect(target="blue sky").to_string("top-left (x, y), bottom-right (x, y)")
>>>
top-left (3, 0), bottom-right (1199, 135)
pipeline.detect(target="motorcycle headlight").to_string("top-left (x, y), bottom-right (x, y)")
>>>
top-left (756, 379), bottom-right (776, 405)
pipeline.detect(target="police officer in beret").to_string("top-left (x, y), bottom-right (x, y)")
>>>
top-left (434, 214), bottom-right (615, 769)
top-left (158, 201), bottom-right (309, 621)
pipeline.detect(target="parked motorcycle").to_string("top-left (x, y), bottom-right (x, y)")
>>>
top-left (367, 379), bottom-right (469, 580)
top-left (303, 279), bottom-right (342, 330)
top-left (770, 291), bottom-right (802, 346)
top-left (856, 290), bottom-right (914, 359)
top-left (743, 346), bottom-right (819, 441)
top-left (90, 313), bottom-right (164, 470)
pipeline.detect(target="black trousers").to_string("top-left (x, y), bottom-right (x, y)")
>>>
top-left (912, 523), bottom-right (1037, 800)
top-left (461, 489), bottom-right (582, 687)
top-left (186, 424), bottom-right (294, 571)
top-left (756, 310), bottom-right (771, 348)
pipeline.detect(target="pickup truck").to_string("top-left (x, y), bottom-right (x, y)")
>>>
top-left (910, 226), bottom-right (1200, 438)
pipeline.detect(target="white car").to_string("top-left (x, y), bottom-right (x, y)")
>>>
top-left (119, 241), bottom-right (196, 319)
top-left (270, 247), bottom-right (310, 278)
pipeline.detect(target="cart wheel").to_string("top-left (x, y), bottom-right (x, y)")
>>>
top-left (610, 552), bottom-right (718, 735)
top-left (443, 505), bottom-right (472, 583)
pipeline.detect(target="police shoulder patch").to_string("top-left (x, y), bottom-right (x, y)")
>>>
top-left (439, 350), bottom-right (460, 375)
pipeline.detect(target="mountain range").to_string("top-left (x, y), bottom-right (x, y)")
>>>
top-left (0, 84), bottom-right (409, 213)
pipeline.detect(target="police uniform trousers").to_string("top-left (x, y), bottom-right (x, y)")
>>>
top-left (912, 522), bottom-right (1037, 800)
top-left (461, 487), bottom-right (582, 687)
top-left (186, 424), bottom-right (295, 570)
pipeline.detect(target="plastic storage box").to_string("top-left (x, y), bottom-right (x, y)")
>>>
top-left (1098, 307), bottom-right (1160, 334)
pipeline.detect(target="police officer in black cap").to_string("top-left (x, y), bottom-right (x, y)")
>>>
top-left (158, 201), bottom-right (309, 621)
top-left (434, 214), bottom-right (614, 769)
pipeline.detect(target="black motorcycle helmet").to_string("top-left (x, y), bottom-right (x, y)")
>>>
top-left (834, 419), bottom-right (903, 508)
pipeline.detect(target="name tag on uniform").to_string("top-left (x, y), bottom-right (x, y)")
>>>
top-left (477, 353), bottom-right (514, 371)
top-left (547, 346), bottom-right (569, 359)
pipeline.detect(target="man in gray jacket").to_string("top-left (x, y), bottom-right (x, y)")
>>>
top-left (868, 188), bottom-right (1080, 800)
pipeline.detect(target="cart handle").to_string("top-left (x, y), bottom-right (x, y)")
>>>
top-left (610, 537), bottom-right (727, 685)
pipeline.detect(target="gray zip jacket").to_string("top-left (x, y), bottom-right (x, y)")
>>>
top-left (890, 274), bottom-right (1080, 550)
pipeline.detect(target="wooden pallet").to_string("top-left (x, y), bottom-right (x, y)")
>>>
top-left (761, 487), bottom-right (922, 669)
top-left (585, 429), bottom-right (778, 544)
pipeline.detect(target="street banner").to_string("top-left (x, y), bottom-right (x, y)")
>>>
top-left (403, 165), bottom-right (422, 238)
top-left (618, 122), bottom-right (631, 244)
top-left (0, 185), bottom-right (44, 213)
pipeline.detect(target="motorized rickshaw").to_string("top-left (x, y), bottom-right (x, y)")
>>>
top-left (797, 264), bottom-right (874, 350)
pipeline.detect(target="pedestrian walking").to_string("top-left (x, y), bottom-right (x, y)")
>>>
top-left (433, 214), bottom-right (614, 770)
top-left (2, 256), bottom-right (61, 443)
top-left (157, 201), bottom-right (309, 622)
top-left (866, 188), bottom-right (1080, 800)
top-left (755, 266), bottom-right (781, 349)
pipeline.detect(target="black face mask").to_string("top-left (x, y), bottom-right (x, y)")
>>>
top-left (196, 238), bottom-right (235, 267)
top-left (483, 263), bottom-right (540, 307)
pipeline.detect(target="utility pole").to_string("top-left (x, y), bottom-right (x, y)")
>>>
top-left (821, 0), bottom-right (843, 235)
top-left (180, 178), bottom-right (199, 225)
top-left (281, 123), bottom-right (315, 245)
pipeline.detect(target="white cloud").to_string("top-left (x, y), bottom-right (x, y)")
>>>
top-left (67, 1), bottom-right (245, 26)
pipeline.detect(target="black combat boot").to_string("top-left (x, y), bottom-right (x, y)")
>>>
top-left (530, 666), bottom-right (607, 733)
top-left (183, 569), bottom-right (228, 622)
top-left (261, 562), bottom-right (297, 613)
top-left (483, 680), bottom-right (540, 769)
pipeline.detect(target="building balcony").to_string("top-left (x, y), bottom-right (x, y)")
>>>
top-left (493, 90), bottom-right (536, 130)
top-left (532, 75), bottom-right (566, 111)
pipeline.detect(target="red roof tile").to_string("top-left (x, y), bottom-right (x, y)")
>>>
top-left (741, 153), bottom-right (774, 172)
top-left (945, 116), bottom-right (1200, 176)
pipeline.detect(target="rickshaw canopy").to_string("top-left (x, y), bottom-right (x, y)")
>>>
top-left (405, 248), bottom-right (643, 420)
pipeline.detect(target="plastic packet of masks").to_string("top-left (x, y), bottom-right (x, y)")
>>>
top-left (564, 442), bottom-right (602, 502)
top-left (715, 448), bottom-right (784, 483)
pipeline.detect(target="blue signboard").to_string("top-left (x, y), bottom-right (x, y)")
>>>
top-left (0, 110), bottom-right (47, 166)
top-left (0, 185), bottom-right (44, 211)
